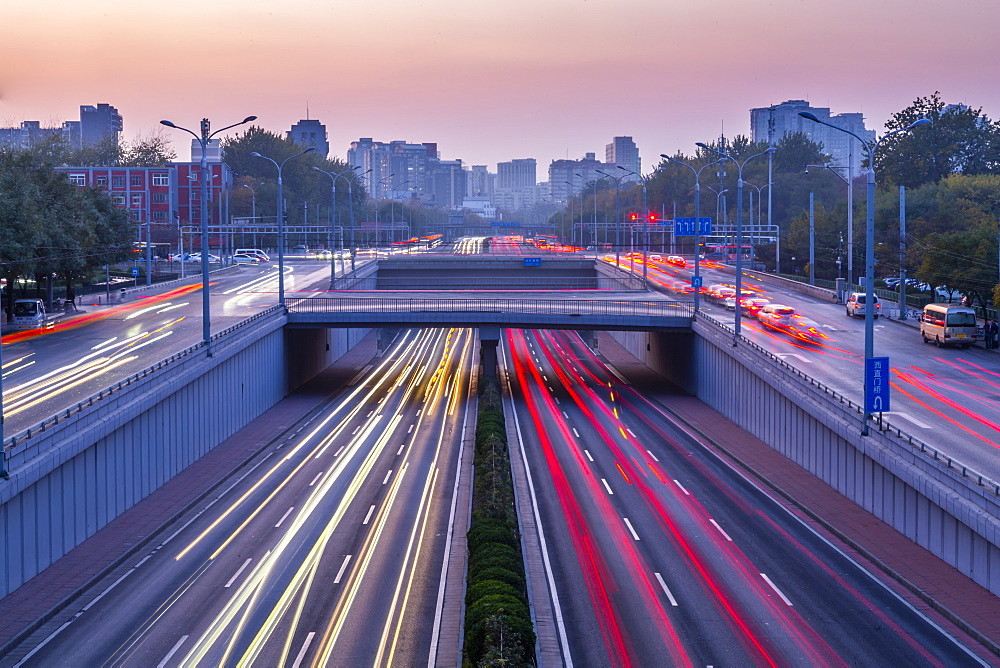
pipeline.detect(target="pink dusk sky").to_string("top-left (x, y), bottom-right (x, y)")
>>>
top-left (2, 0), bottom-right (997, 171)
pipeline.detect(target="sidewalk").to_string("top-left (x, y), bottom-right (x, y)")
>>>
top-left (595, 331), bottom-right (1000, 657)
top-left (0, 332), bottom-right (378, 659)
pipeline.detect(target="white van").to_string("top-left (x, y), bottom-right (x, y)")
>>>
top-left (920, 303), bottom-right (978, 348)
top-left (235, 248), bottom-right (270, 262)
top-left (12, 299), bottom-right (51, 330)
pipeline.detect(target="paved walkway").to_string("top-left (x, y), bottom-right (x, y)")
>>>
top-left (595, 331), bottom-right (1000, 657)
top-left (0, 332), bottom-right (379, 658)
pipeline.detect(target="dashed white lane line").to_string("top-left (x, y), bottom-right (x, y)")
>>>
top-left (673, 480), bottom-right (690, 496)
top-left (225, 558), bottom-right (253, 588)
top-left (623, 517), bottom-right (640, 541)
top-left (382, 470), bottom-right (393, 485)
top-left (352, 425), bottom-right (361, 435)
top-left (552, 393), bottom-right (558, 399)
top-left (626, 428), bottom-right (636, 437)
top-left (291, 631), bottom-right (316, 668)
top-left (572, 428), bottom-right (580, 438)
top-left (309, 472), bottom-right (323, 487)
top-left (157, 635), bottom-right (189, 668)
top-left (583, 449), bottom-right (594, 462)
top-left (334, 445), bottom-right (345, 457)
top-left (366, 410), bottom-right (374, 418)
top-left (760, 573), bottom-right (794, 606)
top-left (397, 443), bottom-right (406, 455)
top-left (363, 505), bottom-right (376, 525)
top-left (275, 506), bottom-right (295, 528)
top-left (646, 450), bottom-right (659, 462)
top-left (562, 411), bottom-right (570, 419)
top-left (334, 555), bottom-right (353, 584)
top-left (601, 479), bottom-right (614, 495)
top-left (407, 424), bottom-right (414, 433)
top-left (709, 519), bottom-right (733, 542)
top-left (654, 573), bottom-right (679, 607)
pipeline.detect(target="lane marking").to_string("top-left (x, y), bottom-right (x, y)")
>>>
top-left (396, 443), bottom-right (405, 455)
top-left (134, 554), bottom-right (153, 568)
top-left (309, 472), bottom-right (323, 487)
top-left (562, 411), bottom-right (569, 419)
top-left (366, 410), bottom-right (374, 418)
top-left (623, 517), bottom-right (640, 540)
top-left (291, 631), bottom-right (316, 668)
top-left (761, 573), bottom-right (793, 606)
top-left (334, 445), bottom-right (345, 457)
top-left (225, 558), bottom-right (253, 588)
top-left (709, 519), bottom-right (733, 542)
top-left (583, 449), bottom-right (594, 462)
top-left (626, 428), bottom-right (636, 437)
top-left (601, 479), bottom-right (614, 495)
top-left (646, 449), bottom-right (659, 462)
top-left (352, 425), bottom-right (361, 435)
top-left (334, 555), bottom-right (353, 584)
top-left (407, 424), bottom-right (414, 433)
top-left (382, 469), bottom-right (393, 485)
top-left (363, 505), bottom-right (376, 525)
top-left (673, 480), bottom-right (690, 496)
top-left (275, 506), bottom-right (295, 528)
top-left (552, 393), bottom-right (558, 399)
top-left (82, 569), bottom-right (135, 612)
top-left (157, 635), bottom-right (189, 668)
top-left (572, 428), bottom-right (580, 438)
top-left (654, 573), bottom-right (679, 607)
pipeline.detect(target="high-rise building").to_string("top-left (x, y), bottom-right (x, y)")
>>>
top-left (0, 103), bottom-right (119, 151)
top-left (347, 138), bottom-right (466, 207)
top-left (466, 165), bottom-right (495, 199)
top-left (288, 119), bottom-right (330, 157)
top-left (750, 100), bottom-right (874, 177)
top-left (606, 137), bottom-right (640, 182)
top-left (497, 158), bottom-right (536, 189)
top-left (548, 152), bottom-right (604, 203)
top-left (79, 103), bottom-right (123, 147)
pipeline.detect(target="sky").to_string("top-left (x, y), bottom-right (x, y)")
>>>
top-left (2, 0), bottom-right (998, 173)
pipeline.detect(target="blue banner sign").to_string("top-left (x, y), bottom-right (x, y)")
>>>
top-left (674, 217), bottom-right (712, 236)
top-left (490, 222), bottom-right (521, 227)
top-left (864, 356), bottom-right (891, 413)
top-left (523, 257), bottom-right (542, 267)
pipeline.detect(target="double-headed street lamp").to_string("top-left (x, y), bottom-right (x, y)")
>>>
top-left (696, 144), bottom-right (777, 343)
top-left (662, 154), bottom-right (725, 315)
top-left (160, 115), bottom-right (256, 355)
top-left (252, 147), bottom-right (316, 308)
top-left (799, 111), bottom-right (931, 434)
top-left (313, 165), bottom-right (360, 287)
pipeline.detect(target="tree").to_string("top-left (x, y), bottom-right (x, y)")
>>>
top-left (121, 131), bottom-right (176, 167)
top-left (875, 92), bottom-right (1000, 188)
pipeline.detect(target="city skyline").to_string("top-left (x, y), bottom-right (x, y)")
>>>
top-left (2, 0), bottom-right (997, 170)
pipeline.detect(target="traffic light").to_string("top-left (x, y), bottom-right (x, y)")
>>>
top-left (647, 212), bottom-right (657, 223)
top-left (629, 212), bottom-right (638, 221)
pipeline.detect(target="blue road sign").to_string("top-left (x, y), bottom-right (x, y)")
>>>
top-left (691, 276), bottom-right (703, 288)
top-left (674, 217), bottom-right (712, 236)
top-left (865, 356), bottom-right (891, 413)
top-left (131, 267), bottom-right (140, 277)
top-left (523, 257), bottom-right (541, 267)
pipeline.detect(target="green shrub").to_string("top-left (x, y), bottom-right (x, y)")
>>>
top-left (467, 542), bottom-right (520, 573)
top-left (465, 579), bottom-right (525, 606)
top-left (471, 566), bottom-right (525, 593)
top-left (467, 518), bottom-right (519, 554)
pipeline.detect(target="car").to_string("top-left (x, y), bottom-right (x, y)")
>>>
top-left (845, 292), bottom-right (881, 318)
top-left (666, 255), bottom-right (686, 267)
top-left (232, 253), bottom-right (260, 265)
top-left (706, 284), bottom-right (736, 303)
top-left (188, 253), bottom-right (221, 263)
top-left (758, 303), bottom-right (797, 330)
top-left (740, 297), bottom-right (770, 319)
top-left (784, 314), bottom-right (828, 344)
top-left (648, 254), bottom-right (663, 262)
top-left (169, 253), bottom-right (191, 262)
top-left (315, 249), bottom-right (333, 259)
top-left (291, 245), bottom-right (309, 254)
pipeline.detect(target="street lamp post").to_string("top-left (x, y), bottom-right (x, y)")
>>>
top-left (576, 173), bottom-right (598, 255)
top-left (661, 155), bottom-right (724, 315)
top-left (563, 181), bottom-right (576, 248)
top-left (618, 166), bottom-right (650, 284)
top-left (799, 111), bottom-right (931, 434)
top-left (597, 170), bottom-right (627, 270)
top-left (696, 144), bottom-right (777, 343)
top-left (252, 147), bottom-right (316, 308)
top-left (313, 166), bottom-right (360, 288)
top-left (160, 114), bottom-right (256, 355)
top-left (242, 182), bottom-right (262, 249)
top-left (806, 159), bottom-right (854, 286)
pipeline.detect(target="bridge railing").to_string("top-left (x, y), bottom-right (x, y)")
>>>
top-left (696, 311), bottom-right (1000, 499)
top-left (287, 297), bottom-right (694, 319)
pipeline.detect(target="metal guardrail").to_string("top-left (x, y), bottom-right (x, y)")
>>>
top-left (288, 297), bottom-right (694, 319)
top-left (696, 312), bottom-right (1000, 498)
top-left (0, 305), bottom-right (285, 474)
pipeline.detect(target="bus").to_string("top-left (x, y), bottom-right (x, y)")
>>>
top-left (133, 242), bottom-right (171, 261)
top-left (920, 303), bottom-right (978, 348)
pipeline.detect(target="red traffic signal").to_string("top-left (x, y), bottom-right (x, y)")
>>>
top-left (647, 213), bottom-right (657, 223)
top-left (629, 212), bottom-right (638, 221)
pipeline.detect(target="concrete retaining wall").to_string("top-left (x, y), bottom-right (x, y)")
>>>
top-left (0, 312), bottom-right (368, 598)
top-left (609, 320), bottom-right (1000, 596)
